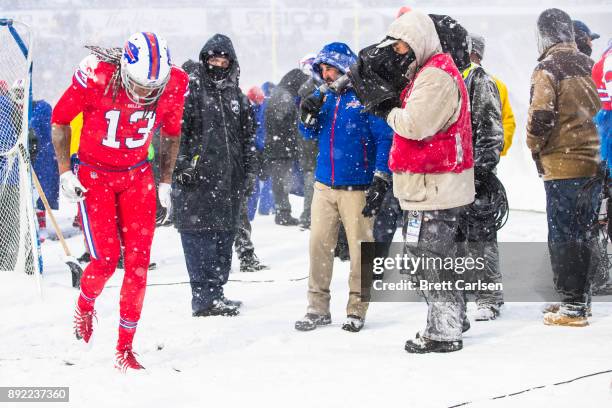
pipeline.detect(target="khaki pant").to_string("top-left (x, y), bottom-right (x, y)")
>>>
top-left (307, 182), bottom-right (374, 318)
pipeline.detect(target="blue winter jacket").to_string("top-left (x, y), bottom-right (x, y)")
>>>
top-left (299, 42), bottom-right (392, 187)
top-left (31, 100), bottom-right (59, 210)
top-left (596, 110), bottom-right (612, 172)
top-left (254, 82), bottom-right (275, 151)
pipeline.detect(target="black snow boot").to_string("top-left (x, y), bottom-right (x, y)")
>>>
top-left (405, 332), bottom-right (463, 354)
top-left (221, 296), bottom-right (243, 308)
top-left (341, 315), bottom-right (364, 332)
top-left (193, 300), bottom-right (240, 317)
top-left (295, 313), bottom-right (332, 331)
top-left (275, 213), bottom-right (300, 226)
top-left (240, 254), bottom-right (269, 272)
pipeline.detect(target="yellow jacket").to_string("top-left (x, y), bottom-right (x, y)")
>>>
top-left (463, 63), bottom-right (516, 156)
top-left (493, 76), bottom-right (516, 156)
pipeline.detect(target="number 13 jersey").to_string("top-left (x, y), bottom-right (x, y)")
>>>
top-left (52, 54), bottom-right (189, 169)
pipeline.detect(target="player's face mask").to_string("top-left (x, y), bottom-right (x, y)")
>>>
top-left (121, 67), bottom-right (170, 106)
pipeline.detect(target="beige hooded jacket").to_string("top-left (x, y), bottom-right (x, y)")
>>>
top-left (385, 10), bottom-right (475, 211)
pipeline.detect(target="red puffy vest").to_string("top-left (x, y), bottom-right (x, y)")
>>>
top-left (388, 53), bottom-right (473, 174)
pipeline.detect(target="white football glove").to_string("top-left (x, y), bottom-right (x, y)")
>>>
top-left (60, 171), bottom-right (87, 203)
top-left (158, 183), bottom-right (172, 209)
top-left (157, 183), bottom-right (172, 225)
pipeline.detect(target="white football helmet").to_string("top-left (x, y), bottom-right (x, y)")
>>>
top-left (120, 32), bottom-right (171, 105)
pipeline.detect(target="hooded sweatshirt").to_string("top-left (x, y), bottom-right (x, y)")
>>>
top-left (384, 9), bottom-right (475, 211)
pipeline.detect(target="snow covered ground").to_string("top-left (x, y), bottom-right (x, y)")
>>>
top-left (2, 196), bottom-right (612, 408)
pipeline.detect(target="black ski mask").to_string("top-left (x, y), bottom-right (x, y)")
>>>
top-left (206, 63), bottom-right (231, 81)
top-left (575, 35), bottom-right (593, 56)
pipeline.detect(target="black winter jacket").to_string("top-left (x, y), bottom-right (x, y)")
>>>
top-left (172, 34), bottom-right (255, 232)
top-left (464, 65), bottom-right (504, 173)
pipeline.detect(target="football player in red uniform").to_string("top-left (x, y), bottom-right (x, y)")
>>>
top-left (51, 32), bottom-right (188, 371)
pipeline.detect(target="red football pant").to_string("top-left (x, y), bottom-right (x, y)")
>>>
top-left (75, 163), bottom-right (156, 351)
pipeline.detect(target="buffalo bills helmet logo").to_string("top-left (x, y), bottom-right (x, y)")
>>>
top-left (124, 41), bottom-right (139, 64)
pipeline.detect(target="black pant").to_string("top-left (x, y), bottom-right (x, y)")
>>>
top-left (234, 195), bottom-right (255, 261)
top-left (403, 208), bottom-right (467, 342)
top-left (269, 159), bottom-right (294, 219)
top-left (373, 188), bottom-right (401, 257)
top-left (457, 205), bottom-right (502, 308)
top-left (180, 230), bottom-right (234, 312)
top-left (544, 178), bottom-right (600, 307)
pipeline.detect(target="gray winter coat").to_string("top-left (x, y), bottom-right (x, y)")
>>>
top-left (264, 69), bottom-right (308, 162)
top-left (297, 77), bottom-right (320, 172)
top-left (464, 65), bottom-right (503, 173)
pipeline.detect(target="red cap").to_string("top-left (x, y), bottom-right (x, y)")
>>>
top-left (396, 6), bottom-right (412, 18)
top-left (247, 86), bottom-right (264, 104)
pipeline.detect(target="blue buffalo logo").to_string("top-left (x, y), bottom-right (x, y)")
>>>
top-left (124, 41), bottom-right (139, 64)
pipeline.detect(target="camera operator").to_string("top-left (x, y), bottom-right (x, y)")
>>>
top-left (350, 9), bottom-right (475, 353)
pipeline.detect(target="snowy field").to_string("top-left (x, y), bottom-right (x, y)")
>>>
top-left (2, 196), bottom-right (612, 408)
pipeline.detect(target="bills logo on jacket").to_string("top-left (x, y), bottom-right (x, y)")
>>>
top-left (346, 100), bottom-right (362, 109)
top-left (124, 41), bottom-right (139, 64)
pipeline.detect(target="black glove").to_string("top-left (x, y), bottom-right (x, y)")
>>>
top-left (175, 155), bottom-right (200, 187)
top-left (244, 172), bottom-right (257, 197)
top-left (371, 98), bottom-right (401, 121)
top-left (362, 174), bottom-right (391, 217)
top-left (300, 93), bottom-right (325, 123)
top-left (155, 206), bottom-right (170, 226)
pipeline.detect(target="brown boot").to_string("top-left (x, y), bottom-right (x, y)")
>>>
top-left (543, 312), bottom-right (588, 327)
top-left (542, 303), bottom-right (592, 317)
top-left (542, 303), bottom-right (560, 314)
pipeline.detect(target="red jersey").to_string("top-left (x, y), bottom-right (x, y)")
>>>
top-left (593, 47), bottom-right (612, 111)
top-left (52, 55), bottom-right (188, 169)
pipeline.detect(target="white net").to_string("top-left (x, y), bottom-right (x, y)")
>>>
top-left (0, 19), bottom-right (40, 275)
